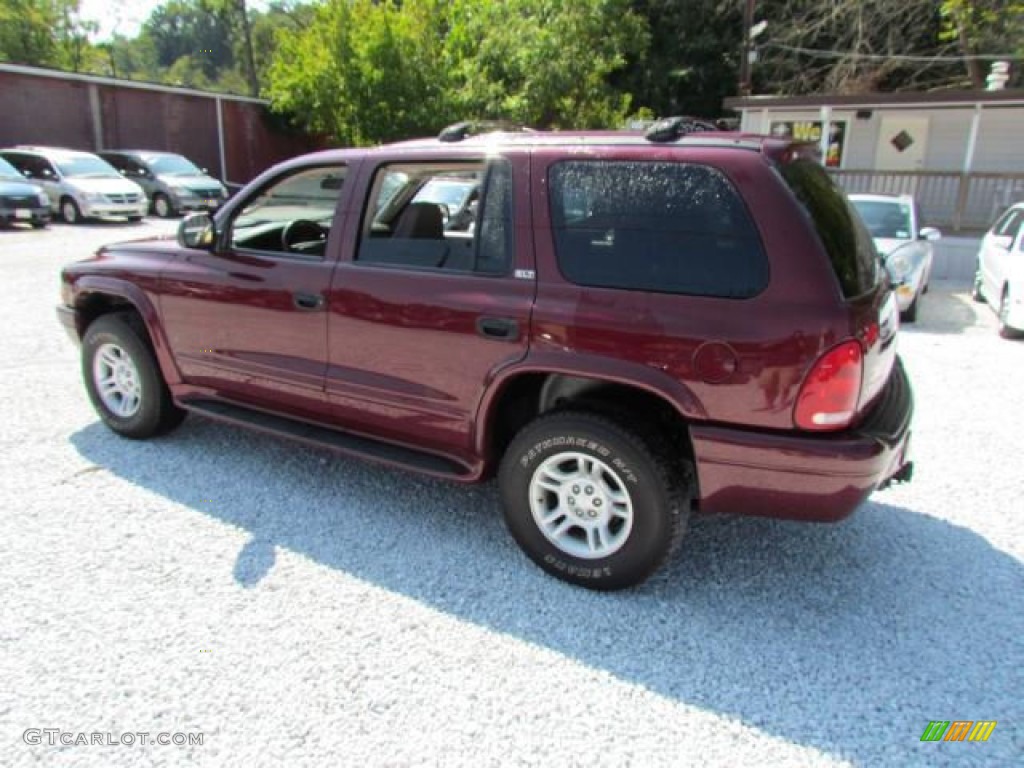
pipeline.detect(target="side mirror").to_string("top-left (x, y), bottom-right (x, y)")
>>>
top-left (178, 212), bottom-right (216, 250)
top-left (919, 226), bottom-right (942, 241)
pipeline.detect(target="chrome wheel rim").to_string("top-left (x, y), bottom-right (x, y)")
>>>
top-left (155, 196), bottom-right (170, 217)
top-left (1000, 295), bottom-right (1009, 328)
top-left (528, 451), bottom-right (634, 560)
top-left (92, 343), bottom-right (142, 418)
top-left (62, 201), bottom-right (77, 223)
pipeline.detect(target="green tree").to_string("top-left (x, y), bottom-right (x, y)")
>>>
top-left (268, 0), bottom-right (646, 144)
top-left (445, 0), bottom-right (647, 128)
top-left (268, 0), bottom-right (453, 145)
top-left (940, 0), bottom-right (1024, 87)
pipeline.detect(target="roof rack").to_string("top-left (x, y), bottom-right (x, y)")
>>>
top-left (644, 116), bottom-right (719, 143)
top-left (437, 120), bottom-right (534, 142)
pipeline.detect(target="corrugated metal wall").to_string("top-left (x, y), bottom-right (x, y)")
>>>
top-left (0, 68), bottom-right (326, 185)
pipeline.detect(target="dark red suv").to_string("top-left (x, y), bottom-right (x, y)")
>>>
top-left (57, 120), bottom-right (913, 589)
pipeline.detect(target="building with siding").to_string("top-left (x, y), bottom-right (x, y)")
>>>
top-left (724, 89), bottom-right (1024, 230)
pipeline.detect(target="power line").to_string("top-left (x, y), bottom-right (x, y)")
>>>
top-left (763, 43), bottom-right (1023, 63)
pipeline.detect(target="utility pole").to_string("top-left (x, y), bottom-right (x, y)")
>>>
top-left (739, 0), bottom-right (756, 96)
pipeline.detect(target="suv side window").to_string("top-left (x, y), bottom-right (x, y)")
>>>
top-left (549, 160), bottom-right (767, 298)
top-left (227, 164), bottom-right (347, 258)
top-left (356, 159), bottom-right (512, 274)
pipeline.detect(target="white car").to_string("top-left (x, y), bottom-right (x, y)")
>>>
top-left (973, 201), bottom-right (1024, 338)
top-left (0, 146), bottom-right (148, 224)
top-left (849, 193), bottom-right (941, 322)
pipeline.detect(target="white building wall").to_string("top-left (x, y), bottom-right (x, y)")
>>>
top-left (739, 104), bottom-right (1024, 173)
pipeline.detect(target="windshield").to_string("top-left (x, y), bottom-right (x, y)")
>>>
top-left (55, 155), bottom-right (121, 179)
top-left (142, 154), bottom-right (203, 176)
top-left (413, 179), bottom-right (476, 209)
top-left (234, 167), bottom-right (346, 229)
top-left (0, 157), bottom-right (24, 180)
top-left (851, 199), bottom-right (913, 240)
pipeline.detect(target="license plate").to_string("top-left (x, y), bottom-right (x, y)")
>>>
top-left (15, 209), bottom-right (31, 220)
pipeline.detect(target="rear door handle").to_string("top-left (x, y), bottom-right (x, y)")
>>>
top-left (293, 292), bottom-right (325, 311)
top-left (476, 316), bottom-right (519, 341)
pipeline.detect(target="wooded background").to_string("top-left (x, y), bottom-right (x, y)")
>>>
top-left (1, 1), bottom-right (1021, 145)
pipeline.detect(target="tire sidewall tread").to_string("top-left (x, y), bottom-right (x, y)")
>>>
top-left (81, 313), bottom-right (184, 438)
top-left (499, 410), bottom-right (690, 590)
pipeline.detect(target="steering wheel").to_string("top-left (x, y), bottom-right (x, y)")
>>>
top-left (281, 219), bottom-right (328, 253)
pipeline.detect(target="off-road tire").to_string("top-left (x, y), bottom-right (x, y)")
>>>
top-left (498, 411), bottom-right (691, 590)
top-left (81, 313), bottom-right (186, 438)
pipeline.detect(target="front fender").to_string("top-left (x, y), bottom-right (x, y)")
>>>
top-left (73, 275), bottom-right (182, 387)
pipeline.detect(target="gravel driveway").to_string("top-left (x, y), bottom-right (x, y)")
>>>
top-left (1, 221), bottom-right (1021, 767)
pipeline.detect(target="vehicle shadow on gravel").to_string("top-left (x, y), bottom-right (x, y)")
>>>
top-left (71, 418), bottom-right (1024, 765)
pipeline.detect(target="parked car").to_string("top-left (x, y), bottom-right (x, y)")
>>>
top-left (849, 193), bottom-right (940, 322)
top-left (0, 155), bottom-right (50, 228)
top-left (99, 150), bottom-right (228, 218)
top-left (0, 146), bottom-right (147, 224)
top-left (56, 119), bottom-right (913, 590)
top-left (972, 201), bottom-right (1024, 338)
top-left (412, 176), bottom-right (480, 231)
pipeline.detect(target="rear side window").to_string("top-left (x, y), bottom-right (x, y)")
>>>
top-left (779, 158), bottom-right (878, 297)
top-left (548, 161), bottom-right (767, 298)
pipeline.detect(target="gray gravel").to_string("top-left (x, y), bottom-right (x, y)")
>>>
top-left (1, 220), bottom-right (1021, 767)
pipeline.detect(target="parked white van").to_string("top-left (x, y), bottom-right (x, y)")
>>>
top-left (0, 146), bottom-right (148, 224)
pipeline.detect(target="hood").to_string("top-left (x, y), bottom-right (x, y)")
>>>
top-left (158, 173), bottom-right (222, 191)
top-left (872, 237), bottom-right (913, 258)
top-left (67, 177), bottom-right (145, 196)
top-left (0, 178), bottom-right (42, 196)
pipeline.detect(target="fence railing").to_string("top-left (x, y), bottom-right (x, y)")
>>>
top-left (830, 170), bottom-right (1024, 232)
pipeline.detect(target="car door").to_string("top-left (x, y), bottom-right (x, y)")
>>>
top-left (324, 153), bottom-right (534, 461)
top-left (158, 162), bottom-right (352, 420)
top-left (981, 208), bottom-right (1022, 299)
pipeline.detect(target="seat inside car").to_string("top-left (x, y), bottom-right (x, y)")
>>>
top-left (393, 202), bottom-right (445, 239)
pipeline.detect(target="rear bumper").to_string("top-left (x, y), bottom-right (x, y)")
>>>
top-left (691, 359), bottom-right (914, 522)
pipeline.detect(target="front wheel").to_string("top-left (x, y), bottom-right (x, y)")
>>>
top-left (971, 268), bottom-right (985, 303)
top-left (61, 197), bottom-right (82, 224)
top-left (82, 314), bottom-right (186, 438)
top-left (152, 193), bottom-right (174, 219)
top-left (499, 411), bottom-right (690, 590)
top-left (998, 291), bottom-right (1022, 339)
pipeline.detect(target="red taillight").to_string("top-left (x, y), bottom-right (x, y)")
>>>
top-left (794, 341), bottom-right (864, 431)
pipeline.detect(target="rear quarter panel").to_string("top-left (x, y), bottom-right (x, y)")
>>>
top-left (527, 145), bottom-right (851, 431)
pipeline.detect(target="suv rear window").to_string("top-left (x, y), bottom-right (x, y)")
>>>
top-left (778, 158), bottom-right (878, 297)
top-left (549, 161), bottom-right (768, 298)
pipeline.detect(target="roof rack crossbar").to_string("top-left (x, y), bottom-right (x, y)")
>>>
top-left (437, 120), bottom-right (535, 142)
top-left (644, 115), bottom-right (718, 143)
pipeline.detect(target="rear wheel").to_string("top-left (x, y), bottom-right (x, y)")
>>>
top-left (998, 290), bottom-right (1022, 339)
top-left (498, 411), bottom-right (691, 590)
top-left (82, 314), bottom-right (186, 438)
